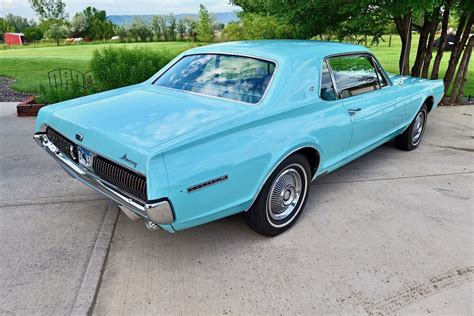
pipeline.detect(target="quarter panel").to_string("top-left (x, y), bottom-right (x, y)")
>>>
top-left (162, 101), bottom-right (351, 231)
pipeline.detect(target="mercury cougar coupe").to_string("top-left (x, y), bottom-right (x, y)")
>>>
top-left (34, 40), bottom-right (444, 236)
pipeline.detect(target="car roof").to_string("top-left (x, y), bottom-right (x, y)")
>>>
top-left (185, 40), bottom-right (370, 63)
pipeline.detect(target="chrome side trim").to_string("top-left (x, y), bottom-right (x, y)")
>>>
top-left (33, 133), bottom-right (174, 225)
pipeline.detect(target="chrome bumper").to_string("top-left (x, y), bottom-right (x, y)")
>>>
top-left (33, 133), bottom-right (174, 225)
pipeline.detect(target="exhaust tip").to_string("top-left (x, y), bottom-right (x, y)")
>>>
top-left (144, 220), bottom-right (160, 231)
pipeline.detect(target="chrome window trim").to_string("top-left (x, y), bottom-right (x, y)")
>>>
top-left (152, 52), bottom-right (279, 106)
top-left (321, 51), bottom-right (392, 101)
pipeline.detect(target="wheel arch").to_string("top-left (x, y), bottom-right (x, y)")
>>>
top-left (425, 96), bottom-right (435, 113)
top-left (245, 144), bottom-right (321, 213)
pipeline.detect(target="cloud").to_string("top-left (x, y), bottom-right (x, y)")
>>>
top-left (0, 0), bottom-right (239, 20)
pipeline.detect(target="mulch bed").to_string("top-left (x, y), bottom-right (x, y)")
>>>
top-left (0, 77), bottom-right (33, 102)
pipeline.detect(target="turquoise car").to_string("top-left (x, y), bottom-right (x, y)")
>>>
top-left (34, 40), bottom-right (444, 236)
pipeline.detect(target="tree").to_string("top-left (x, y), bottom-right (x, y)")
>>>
top-left (128, 17), bottom-right (152, 42)
top-left (151, 15), bottom-right (164, 40)
top-left (185, 17), bottom-right (197, 41)
top-left (29, 0), bottom-right (66, 20)
top-left (196, 4), bottom-right (214, 42)
top-left (448, 35), bottom-right (473, 105)
top-left (115, 26), bottom-right (129, 42)
top-left (45, 22), bottom-right (69, 45)
top-left (177, 19), bottom-right (186, 40)
top-left (167, 14), bottom-right (177, 41)
top-left (222, 21), bottom-right (243, 41)
top-left (4, 14), bottom-right (31, 32)
top-left (71, 13), bottom-right (87, 37)
top-left (24, 26), bottom-right (44, 43)
top-left (233, 0), bottom-right (474, 104)
top-left (0, 18), bottom-right (15, 41)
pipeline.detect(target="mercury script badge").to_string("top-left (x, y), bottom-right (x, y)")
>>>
top-left (120, 154), bottom-right (138, 168)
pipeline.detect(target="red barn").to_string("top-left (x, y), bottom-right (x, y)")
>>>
top-left (4, 33), bottom-right (25, 46)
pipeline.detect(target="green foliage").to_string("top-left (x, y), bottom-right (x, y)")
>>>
top-left (72, 7), bottom-right (114, 40)
top-left (23, 26), bottom-right (44, 42)
top-left (28, 0), bottom-right (66, 21)
top-left (127, 17), bottom-right (153, 42)
top-left (151, 15), bottom-right (164, 40)
top-left (197, 4), bottom-right (214, 42)
top-left (221, 21), bottom-right (243, 41)
top-left (37, 82), bottom-right (89, 104)
top-left (185, 17), bottom-right (198, 41)
top-left (44, 22), bottom-right (69, 45)
top-left (90, 46), bottom-right (176, 91)
top-left (3, 14), bottom-right (32, 33)
top-left (167, 14), bottom-right (177, 41)
top-left (222, 13), bottom-right (292, 40)
top-left (177, 19), bottom-right (186, 40)
top-left (0, 18), bottom-right (15, 41)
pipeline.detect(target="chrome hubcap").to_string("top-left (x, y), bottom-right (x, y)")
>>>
top-left (268, 168), bottom-right (302, 221)
top-left (411, 112), bottom-right (425, 145)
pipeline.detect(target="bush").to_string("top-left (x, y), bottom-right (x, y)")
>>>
top-left (90, 46), bottom-right (176, 91)
top-left (37, 82), bottom-right (92, 104)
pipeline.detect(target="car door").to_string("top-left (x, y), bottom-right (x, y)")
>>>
top-left (326, 53), bottom-right (406, 155)
top-left (312, 60), bottom-right (353, 172)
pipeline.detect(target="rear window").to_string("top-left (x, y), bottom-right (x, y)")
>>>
top-left (154, 54), bottom-right (276, 104)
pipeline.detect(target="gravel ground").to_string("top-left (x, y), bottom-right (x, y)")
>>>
top-left (0, 77), bottom-right (33, 102)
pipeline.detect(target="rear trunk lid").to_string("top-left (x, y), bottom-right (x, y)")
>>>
top-left (47, 86), bottom-right (244, 173)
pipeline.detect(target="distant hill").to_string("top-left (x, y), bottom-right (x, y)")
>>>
top-left (108, 12), bottom-right (239, 26)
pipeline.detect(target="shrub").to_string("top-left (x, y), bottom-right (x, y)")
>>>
top-left (37, 81), bottom-right (92, 104)
top-left (90, 46), bottom-right (176, 91)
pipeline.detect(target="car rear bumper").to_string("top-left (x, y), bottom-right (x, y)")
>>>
top-left (33, 132), bottom-right (174, 225)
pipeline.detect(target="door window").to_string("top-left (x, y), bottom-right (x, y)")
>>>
top-left (327, 55), bottom-right (381, 99)
top-left (320, 62), bottom-right (337, 101)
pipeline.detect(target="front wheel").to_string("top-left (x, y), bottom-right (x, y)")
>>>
top-left (243, 153), bottom-right (311, 236)
top-left (395, 104), bottom-right (428, 151)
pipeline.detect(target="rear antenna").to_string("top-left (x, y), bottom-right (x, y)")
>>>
top-left (401, 16), bottom-right (412, 76)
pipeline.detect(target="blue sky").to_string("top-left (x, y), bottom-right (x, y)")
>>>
top-left (0, 0), bottom-right (239, 20)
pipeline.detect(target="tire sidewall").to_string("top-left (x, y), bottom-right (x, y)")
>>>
top-left (250, 153), bottom-right (311, 236)
top-left (408, 104), bottom-right (428, 149)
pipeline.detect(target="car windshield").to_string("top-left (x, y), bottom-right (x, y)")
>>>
top-left (154, 54), bottom-right (276, 104)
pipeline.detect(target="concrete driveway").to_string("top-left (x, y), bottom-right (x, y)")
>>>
top-left (0, 104), bottom-right (117, 315)
top-left (93, 106), bottom-right (473, 315)
top-left (1, 104), bottom-right (472, 315)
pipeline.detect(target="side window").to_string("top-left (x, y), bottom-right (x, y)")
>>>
top-left (328, 55), bottom-right (381, 99)
top-left (320, 61), bottom-right (336, 101)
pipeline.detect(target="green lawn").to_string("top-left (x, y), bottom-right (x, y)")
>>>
top-left (369, 34), bottom-right (473, 96)
top-left (0, 41), bottom-right (195, 93)
top-left (0, 36), bottom-right (472, 96)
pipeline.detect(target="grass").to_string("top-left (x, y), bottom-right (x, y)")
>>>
top-left (0, 36), bottom-right (472, 96)
top-left (369, 34), bottom-right (473, 96)
top-left (0, 41), bottom-right (195, 93)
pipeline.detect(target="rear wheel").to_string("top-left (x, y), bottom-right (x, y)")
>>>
top-left (395, 104), bottom-right (428, 151)
top-left (243, 153), bottom-right (311, 236)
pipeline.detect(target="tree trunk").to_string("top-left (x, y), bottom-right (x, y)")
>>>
top-left (443, 12), bottom-right (473, 94)
top-left (56, 38), bottom-right (59, 46)
top-left (411, 17), bottom-right (430, 77)
top-left (449, 36), bottom-right (474, 105)
top-left (394, 13), bottom-right (412, 75)
top-left (432, 1), bottom-right (452, 79)
top-left (388, 33), bottom-right (392, 47)
top-left (421, 11), bottom-right (440, 78)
